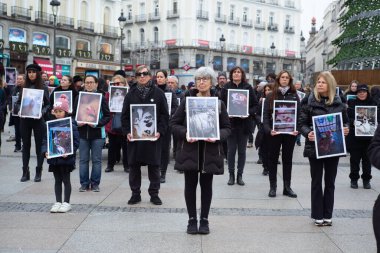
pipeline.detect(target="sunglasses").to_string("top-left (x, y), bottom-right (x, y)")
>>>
top-left (136, 71), bottom-right (150, 77)
top-left (112, 82), bottom-right (123, 86)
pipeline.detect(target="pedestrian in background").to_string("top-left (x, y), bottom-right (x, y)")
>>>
top-left (171, 66), bottom-right (231, 234)
top-left (9, 74), bottom-right (24, 152)
top-left (299, 71), bottom-right (349, 226)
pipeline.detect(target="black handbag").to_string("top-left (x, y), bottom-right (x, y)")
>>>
top-left (111, 113), bottom-right (122, 133)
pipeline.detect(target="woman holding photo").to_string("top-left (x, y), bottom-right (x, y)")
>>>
top-left (74, 75), bottom-right (110, 192)
top-left (17, 64), bottom-right (50, 182)
top-left (49, 75), bottom-right (79, 118)
top-left (170, 66), bottom-right (231, 234)
top-left (263, 70), bottom-right (300, 198)
top-left (299, 71), bottom-right (349, 226)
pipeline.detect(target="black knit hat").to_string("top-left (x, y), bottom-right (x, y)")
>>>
top-left (26, 64), bottom-right (42, 72)
top-left (357, 84), bottom-right (369, 92)
top-left (114, 69), bottom-right (126, 78)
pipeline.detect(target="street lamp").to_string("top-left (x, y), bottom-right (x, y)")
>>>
top-left (219, 34), bottom-right (225, 72)
top-left (118, 10), bottom-right (127, 70)
top-left (270, 42), bottom-right (276, 72)
top-left (321, 50), bottom-right (327, 71)
top-left (50, 0), bottom-right (60, 76)
top-left (300, 33), bottom-right (305, 81)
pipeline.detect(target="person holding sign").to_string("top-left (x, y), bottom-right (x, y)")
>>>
top-left (170, 66), bottom-right (231, 234)
top-left (346, 84), bottom-right (377, 189)
top-left (299, 71), bottom-right (349, 226)
top-left (16, 64), bottom-right (50, 182)
top-left (49, 75), bottom-right (78, 118)
top-left (263, 70), bottom-right (300, 198)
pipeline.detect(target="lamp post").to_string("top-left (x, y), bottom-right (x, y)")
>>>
top-left (50, 0), bottom-right (60, 76)
top-left (300, 33), bottom-right (305, 81)
top-left (270, 42), bottom-right (276, 73)
top-left (219, 34), bottom-right (225, 72)
top-left (118, 10), bottom-right (127, 70)
top-left (321, 50), bottom-right (327, 71)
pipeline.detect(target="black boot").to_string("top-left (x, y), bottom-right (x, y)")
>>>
top-left (160, 171), bottom-right (166, 183)
top-left (350, 180), bottom-right (358, 189)
top-left (34, 167), bottom-right (42, 182)
top-left (268, 183), bottom-right (276, 197)
top-left (237, 174), bottom-right (245, 186)
top-left (227, 173), bottom-right (235, 185)
top-left (187, 218), bottom-right (198, 234)
top-left (283, 181), bottom-right (297, 198)
top-left (363, 180), bottom-right (371, 189)
top-left (20, 167), bottom-right (30, 182)
top-left (198, 218), bottom-right (210, 234)
top-left (262, 167), bottom-right (269, 176)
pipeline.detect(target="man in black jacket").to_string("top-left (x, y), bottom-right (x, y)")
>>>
top-left (121, 65), bottom-right (169, 205)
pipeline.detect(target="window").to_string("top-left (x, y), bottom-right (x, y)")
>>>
top-left (227, 57), bottom-right (236, 71)
top-left (285, 15), bottom-right (290, 28)
top-left (217, 2), bottom-right (222, 18)
top-left (80, 1), bottom-right (88, 20)
top-left (216, 28), bottom-right (222, 41)
top-left (173, 0), bottom-right (178, 14)
top-left (196, 54), bottom-right (205, 68)
top-left (153, 27), bottom-right (159, 44)
top-left (127, 30), bottom-right (132, 45)
top-left (256, 34), bottom-right (262, 47)
top-left (154, 0), bottom-right (159, 16)
top-left (286, 37), bottom-right (290, 50)
top-left (243, 7), bottom-right (248, 22)
top-left (100, 43), bottom-right (111, 54)
top-left (229, 30), bottom-right (235, 45)
top-left (198, 0), bottom-right (204, 10)
top-left (104, 7), bottom-right (111, 26)
top-left (140, 28), bottom-right (145, 46)
top-left (269, 12), bottom-right (274, 25)
top-left (9, 28), bottom-right (26, 43)
top-left (256, 10), bottom-right (261, 23)
top-left (76, 39), bottom-right (90, 51)
top-left (32, 32), bottom-right (49, 46)
top-left (230, 5), bottom-right (235, 20)
top-left (169, 53), bottom-right (179, 69)
top-left (241, 59), bottom-right (249, 73)
top-left (243, 32), bottom-right (248, 45)
top-left (198, 25), bottom-right (204, 38)
top-left (127, 5), bottom-right (132, 20)
top-left (56, 36), bottom-right (70, 49)
top-left (140, 2), bottom-right (145, 15)
top-left (171, 24), bottom-right (177, 38)
top-left (213, 56), bottom-right (222, 71)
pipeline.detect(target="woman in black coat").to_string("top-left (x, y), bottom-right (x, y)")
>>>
top-left (263, 70), bottom-right (300, 198)
top-left (346, 84), bottom-right (377, 189)
top-left (299, 71), bottom-right (349, 226)
top-left (121, 65), bottom-right (169, 206)
top-left (171, 66), bottom-right (231, 235)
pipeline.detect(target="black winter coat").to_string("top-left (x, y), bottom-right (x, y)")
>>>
top-left (157, 83), bottom-right (179, 120)
top-left (170, 89), bottom-right (231, 174)
top-left (263, 89), bottom-right (300, 135)
top-left (220, 81), bottom-right (258, 134)
top-left (74, 90), bottom-right (111, 140)
top-left (299, 93), bottom-right (349, 158)
top-left (121, 82), bottom-right (169, 166)
top-left (346, 96), bottom-right (378, 151)
top-left (368, 124), bottom-right (380, 170)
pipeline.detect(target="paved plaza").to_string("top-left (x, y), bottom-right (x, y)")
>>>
top-left (0, 124), bottom-right (378, 253)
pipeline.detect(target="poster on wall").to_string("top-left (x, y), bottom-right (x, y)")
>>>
top-left (9, 28), bottom-right (26, 42)
top-left (32, 33), bottom-right (48, 46)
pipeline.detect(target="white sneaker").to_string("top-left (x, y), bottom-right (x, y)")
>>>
top-left (314, 219), bottom-right (324, 226)
top-left (50, 202), bottom-right (61, 213)
top-left (57, 202), bottom-right (71, 213)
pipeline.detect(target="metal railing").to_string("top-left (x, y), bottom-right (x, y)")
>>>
top-left (241, 19), bottom-right (253, 27)
top-left (57, 16), bottom-right (75, 28)
top-left (135, 14), bottom-right (147, 23)
top-left (284, 0), bottom-right (295, 8)
top-left (196, 10), bottom-right (208, 20)
top-left (148, 12), bottom-right (160, 21)
top-left (268, 0), bottom-right (279, 5)
top-left (267, 23), bottom-right (278, 31)
top-left (254, 21), bottom-right (266, 30)
top-left (103, 25), bottom-right (118, 37)
top-left (11, 6), bottom-right (31, 20)
top-left (0, 3), bottom-right (7, 15)
top-left (228, 16), bottom-right (240, 25)
top-left (167, 10), bottom-right (179, 19)
top-left (284, 26), bottom-right (295, 34)
top-left (77, 20), bottom-right (94, 32)
top-left (35, 11), bottom-right (51, 25)
top-left (214, 14), bottom-right (226, 23)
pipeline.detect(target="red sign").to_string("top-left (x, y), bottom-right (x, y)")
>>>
top-left (182, 64), bottom-right (191, 71)
top-left (124, 64), bottom-right (133, 71)
top-left (165, 39), bottom-right (177, 45)
top-left (198, 40), bottom-right (209, 47)
top-left (285, 50), bottom-right (296, 57)
top-left (242, 45), bottom-right (253, 54)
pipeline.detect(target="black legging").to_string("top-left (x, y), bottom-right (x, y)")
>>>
top-left (184, 171), bottom-right (213, 219)
top-left (107, 133), bottom-right (128, 167)
top-left (53, 170), bottom-right (71, 203)
top-left (160, 132), bottom-right (171, 174)
top-left (20, 118), bottom-right (45, 168)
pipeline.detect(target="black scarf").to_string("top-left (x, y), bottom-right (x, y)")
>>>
top-left (136, 80), bottom-right (153, 100)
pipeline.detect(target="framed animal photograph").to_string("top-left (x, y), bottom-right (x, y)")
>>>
top-left (273, 100), bottom-right (297, 134)
top-left (46, 117), bottom-right (73, 159)
top-left (130, 104), bottom-right (157, 141)
top-left (227, 89), bottom-right (249, 117)
top-left (5, 67), bottom-right (16, 85)
top-left (20, 88), bottom-right (44, 119)
top-left (75, 92), bottom-right (102, 125)
top-left (165, 92), bottom-right (172, 115)
top-left (186, 97), bottom-right (220, 140)
top-left (312, 112), bottom-right (346, 159)
top-left (297, 90), bottom-right (306, 101)
top-left (54, 91), bottom-right (73, 113)
top-left (355, 106), bottom-right (377, 136)
top-left (109, 86), bottom-right (128, 112)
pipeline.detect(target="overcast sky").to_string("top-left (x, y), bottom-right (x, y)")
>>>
top-left (300, 0), bottom-right (334, 40)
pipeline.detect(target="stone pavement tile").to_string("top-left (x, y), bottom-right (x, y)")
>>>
top-left (211, 198), bottom-right (303, 210)
top-left (0, 249), bottom-right (57, 253)
top-left (60, 231), bottom-right (202, 253)
top-left (0, 228), bottom-right (74, 252)
top-left (327, 234), bottom-right (377, 253)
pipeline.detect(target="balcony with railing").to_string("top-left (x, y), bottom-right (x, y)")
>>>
top-left (267, 23), bottom-right (278, 31)
top-left (57, 16), bottom-right (75, 28)
top-left (254, 21), bottom-right (266, 30)
top-left (214, 14), bottom-right (226, 23)
top-left (255, 0), bottom-right (265, 3)
top-left (135, 14), bottom-right (147, 23)
top-left (228, 16), bottom-right (240, 26)
top-left (284, 26), bottom-right (295, 34)
top-left (285, 0), bottom-right (295, 8)
top-left (0, 3), bottom-right (7, 15)
top-left (35, 11), bottom-right (52, 25)
top-left (167, 10), bottom-right (179, 19)
top-left (268, 0), bottom-right (279, 5)
top-left (241, 19), bottom-right (253, 28)
top-left (11, 6), bottom-right (31, 20)
top-left (125, 16), bottom-right (133, 25)
top-left (103, 25), bottom-right (118, 37)
top-left (77, 20), bottom-right (94, 32)
top-left (196, 10), bottom-right (209, 20)
top-left (149, 12), bottom-right (160, 21)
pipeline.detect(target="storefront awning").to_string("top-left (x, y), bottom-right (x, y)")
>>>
top-left (33, 57), bottom-right (62, 78)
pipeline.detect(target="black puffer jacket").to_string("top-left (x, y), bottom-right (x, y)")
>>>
top-left (368, 124), bottom-right (380, 169)
top-left (170, 89), bottom-right (231, 174)
top-left (299, 93), bottom-right (349, 158)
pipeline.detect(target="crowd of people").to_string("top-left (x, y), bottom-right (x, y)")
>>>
top-left (0, 64), bottom-right (378, 246)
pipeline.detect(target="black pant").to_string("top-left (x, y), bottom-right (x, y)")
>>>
top-left (184, 171), bottom-right (213, 219)
top-left (53, 170), bottom-right (71, 203)
top-left (373, 194), bottom-right (380, 252)
top-left (160, 132), bottom-right (171, 174)
top-left (309, 157), bottom-right (339, 220)
top-left (13, 116), bottom-right (22, 150)
top-left (227, 128), bottom-right (249, 175)
top-left (267, 134), bottom-right (296, 184)
top-left (107, 133), bottom-right (128, 167)
top-left (129, 164), bottom-right (160, 196)
top-left (20, 118), bottom-right (45, 168)
top-left (260, 133), bottom-right (269, 169)
top-left (349, 147), bottom-right (372, 181)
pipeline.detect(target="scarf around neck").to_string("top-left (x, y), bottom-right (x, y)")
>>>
top-left (136, 81), bottom-right (153, 100)
top-left (279, 86), bottom-right (290, 95)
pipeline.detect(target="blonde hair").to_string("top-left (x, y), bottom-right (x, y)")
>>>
top-left (112, 75), bottom-right (126, 85)
top-left (313, 71), bottom-right (337, 105)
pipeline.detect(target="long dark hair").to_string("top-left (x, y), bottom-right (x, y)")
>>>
top-left (229, 66), bottom-right (247, 84)
top-left (270, 70), bottom-right (296, 108)
top-left (25, 70), bottom-right (44, 89)
top-left (62, 75), bottom-right (76, 90)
